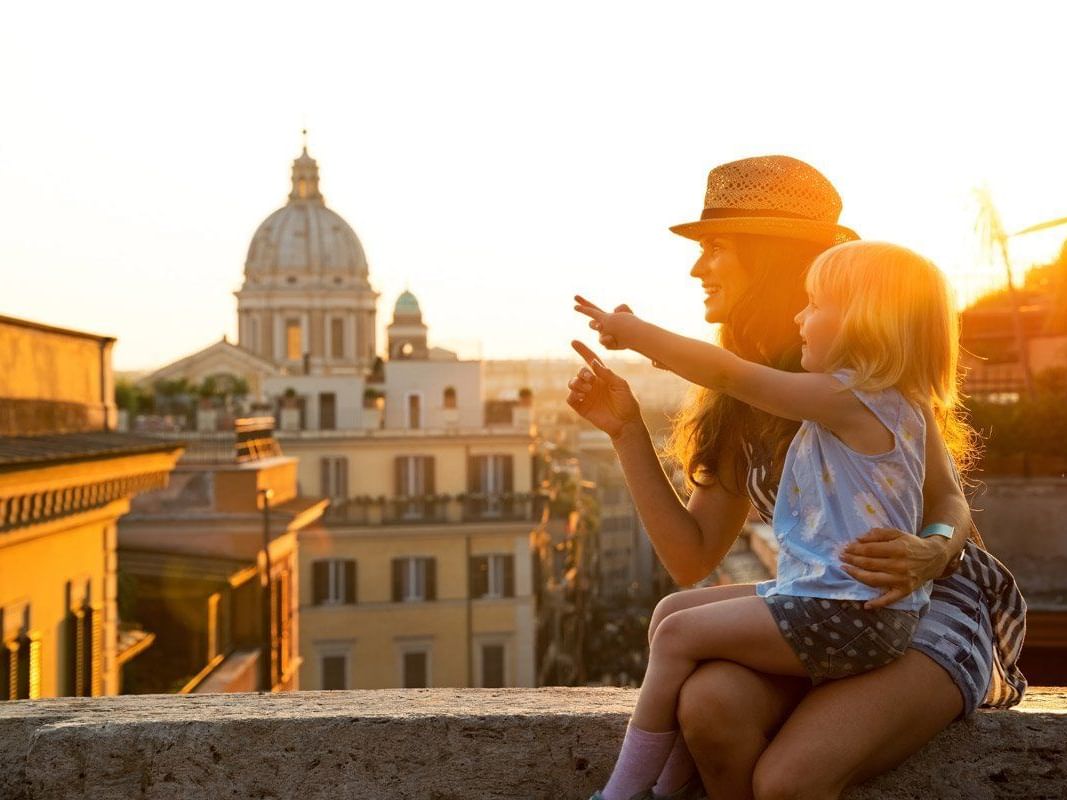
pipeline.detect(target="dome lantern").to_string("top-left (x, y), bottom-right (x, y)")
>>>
top-left (289, 146), bottom-right (323, 204)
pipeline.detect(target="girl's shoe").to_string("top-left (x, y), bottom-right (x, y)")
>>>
top-left (652, 775), bottom-right (706, 800)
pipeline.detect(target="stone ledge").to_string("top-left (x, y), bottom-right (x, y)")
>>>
top-left (1, 688), bottom-right (1064, 799)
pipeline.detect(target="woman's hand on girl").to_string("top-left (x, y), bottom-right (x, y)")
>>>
top-left (841, 527), bottom-right (950, 609)
top-left (566, 340), bottom-right (644, 440)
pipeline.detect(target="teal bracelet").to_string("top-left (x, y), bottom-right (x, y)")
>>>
top-left (919, 523), bottom-right (955, 540)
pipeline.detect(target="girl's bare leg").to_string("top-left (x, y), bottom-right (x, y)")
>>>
top-left (678, 662), bottom-right (808, 800)
top-left (635, 597), bottom-right (807, 732)
top-left (648, 583), bottom-right (757, 645)
top-left (751, 649), bottom-right (964, 800)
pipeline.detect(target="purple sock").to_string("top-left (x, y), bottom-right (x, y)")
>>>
top-left (651, 734), bottom-right (697, 797)
top-left (602, 724), bottom-right (678, 800)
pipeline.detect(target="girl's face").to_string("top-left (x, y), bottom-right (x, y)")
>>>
top-left (794, 283), bottom-right (843, 372)
top-left (690, 236), bottom-right (751, 324)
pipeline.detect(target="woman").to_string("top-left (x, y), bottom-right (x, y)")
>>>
top-left (567, 155), bottom-right (1026, 800)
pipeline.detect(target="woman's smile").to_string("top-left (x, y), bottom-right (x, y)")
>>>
top-left (691, 236), bottom-right (749, 322)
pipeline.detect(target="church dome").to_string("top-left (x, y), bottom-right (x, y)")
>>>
top-left (244, 148), bottom-right (369, 279)
top-left (394, 290), bottom-right (422, 320)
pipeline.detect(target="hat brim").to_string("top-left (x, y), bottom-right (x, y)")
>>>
top-left (669, 216), bottom-right (859, 246)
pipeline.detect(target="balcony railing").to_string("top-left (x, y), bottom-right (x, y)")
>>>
top-left (324, 493), bottom-right (542, 525)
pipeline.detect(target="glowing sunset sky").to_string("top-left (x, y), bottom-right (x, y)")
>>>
top-left (2, 1), bottom-right (1066, 371)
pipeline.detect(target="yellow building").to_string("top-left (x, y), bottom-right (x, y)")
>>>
top-left (0, 315), bottom-right (182, 699)
top-left (291, 421), bottom-right (538, 689)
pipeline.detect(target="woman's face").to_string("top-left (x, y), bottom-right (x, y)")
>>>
top-left (690, 236), bottom-right (751, 324)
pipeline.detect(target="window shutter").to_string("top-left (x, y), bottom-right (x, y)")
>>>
top-left (502, 455), bottom-right (514, 492)
top-left (468, 455), bottom-right (486, 515)
top-left (423, 456), bottom-right (435, 494)
top-left (502, 455), bottom-right (515, 516)
top-left (503, 555), bottom-right (515, 598)
top-left (320, 458), bottom-right (332, 497)
top-left (338, 459), bottom-right (349, 500)
top-left (344, 560), bottom-right (357, 604)
top-left (395, 457), bottom-right (407, 496)
top-left (392, 559), bottom-right (404, 602)
top-left (312, 561), bottom-right (329, 605)
top-left (66, 609), bottom-right (84, 696)
top-left (424, 558), bottom-right (437, 601)
top-left (78, 608), bottom-right (91, 696)
top-left (470, 556), bottom-right (488, 598)
top-left (467, 455), bottom-right (481, 493)
top-left (14, 633), bottom-right (31, 699)
top-left (90, 609), bottom-right (103, 697)
top-left (0, 642), bottom-right (11, 700)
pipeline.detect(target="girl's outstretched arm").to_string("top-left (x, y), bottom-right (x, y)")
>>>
top-left (574, 296), bottom-right (872, 436)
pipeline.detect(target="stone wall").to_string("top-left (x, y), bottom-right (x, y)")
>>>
top-left (1, 688), bottom-right (1065, 799)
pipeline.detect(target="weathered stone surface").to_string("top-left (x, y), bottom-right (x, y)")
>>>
top-left (1, 688), bottom-right (1064, 799)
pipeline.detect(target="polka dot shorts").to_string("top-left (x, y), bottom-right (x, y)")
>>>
top-left (763, 595), bottom-right (920, 684)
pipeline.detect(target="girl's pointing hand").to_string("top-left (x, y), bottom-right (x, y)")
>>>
top-left (574, 294), bottom-right (642, 352)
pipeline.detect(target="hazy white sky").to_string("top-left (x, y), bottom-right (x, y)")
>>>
top-left (2, 1), bottom-right (1066, 371)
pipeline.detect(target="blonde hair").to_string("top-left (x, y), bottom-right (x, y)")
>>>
top-left (806, 241), bottom-right (977, 474)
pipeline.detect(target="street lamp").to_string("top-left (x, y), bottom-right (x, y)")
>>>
top-left (257, 488), bottom-right (274, 691)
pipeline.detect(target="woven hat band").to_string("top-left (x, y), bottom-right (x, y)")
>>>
top-left (700, 207), bottom-right (813, 222)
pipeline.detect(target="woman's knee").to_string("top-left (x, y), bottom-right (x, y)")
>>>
top-left (677, 661), bottom-right (765, 748)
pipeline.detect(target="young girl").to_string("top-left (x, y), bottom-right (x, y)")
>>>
top-left (572, 240), bottom-right (964, 800)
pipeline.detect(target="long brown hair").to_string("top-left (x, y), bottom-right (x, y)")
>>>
top-left (664, 234), bottom-right (828, 494)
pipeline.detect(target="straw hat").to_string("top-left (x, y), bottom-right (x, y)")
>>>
top-left (670, 155), bottom-right (859, 244)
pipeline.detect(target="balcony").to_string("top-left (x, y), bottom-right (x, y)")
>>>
top-left (324, 493), bottom-right (542, 526)
top-left (1, 687), bottom-right (1064, 799)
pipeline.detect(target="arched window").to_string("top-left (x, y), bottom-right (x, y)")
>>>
top-left (443, 386), bottom-right (457, 409)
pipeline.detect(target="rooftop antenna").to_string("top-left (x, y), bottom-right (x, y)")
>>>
top-left (973, 185), bottom-right (1035, 398)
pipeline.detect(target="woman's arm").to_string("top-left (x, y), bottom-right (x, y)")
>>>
top-left (613, 420), bottom-right (752, 585)
top-left (841, 401), bottom-right (970, 608)
top-left (567, 342), bottom-right (750, 585)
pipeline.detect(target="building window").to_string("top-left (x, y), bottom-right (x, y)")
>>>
top-left (443, 386), bottom-right (457, 409)
top-left (319, 392), bottom-right (337, 430)
top-left (406, 392), bottom-right (421, 429)
top-left (312, 559), bottom-right (357, 605)
top-left (481, 644), bottom-right (505, 688)
top-left (470, 554), bottom-right (515, 599)
top-left (402, 650), bottom-right (429, 688)
top-left (320, 456), bottom-right (349, 500)
top-left (1, 604), bottom-right (40, 701)
top-left (65, 581), bottom-right (98, 697)
top-left (321, 654), bottom-right (347, 690)
top-left (330, 317), bottom-right (345, 359)
top-left (394, 455), bottom-right (435, 519)
top-left (392, 557), bottom-right (436, 602)
top-left (467, 454), bottom-right (514, 517)
top-left (286, 319), bottom-right (302, 361)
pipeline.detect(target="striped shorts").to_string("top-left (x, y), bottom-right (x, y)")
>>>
top-left (910, 570), bottom-right (994, 718)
